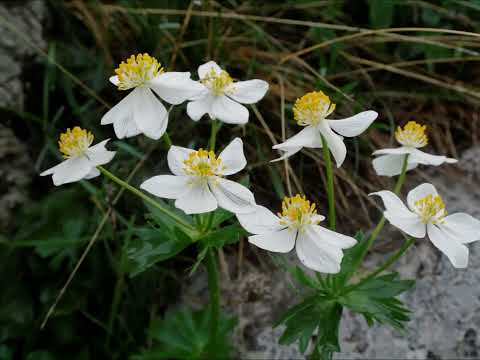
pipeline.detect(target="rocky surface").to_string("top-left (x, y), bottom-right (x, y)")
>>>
top-left (336, 156), bottom-right (480, 359)
top-left (0, 0), bottom-right (46, 230)
top-left (0, 0), bottom-right (47, 110)
top-left (185, 152), bottom-right (480, 359)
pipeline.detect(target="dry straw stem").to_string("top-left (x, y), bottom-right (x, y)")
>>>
top-left (327, 56), bottom-right (480, 81)
top-left (169, 1), bottom-right (195, 68)
top-left (281, 28), bottom-right (480, 63)
top-left (340, 52), bottom-right (480, 101)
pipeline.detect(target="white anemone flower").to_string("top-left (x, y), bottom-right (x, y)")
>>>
top-left (140, 138), bottom-right (256, 215)
top-left (372, 121), bottom-right (457, 176)
top-left (101, 53), bottom-right (205, 140)
top-left (237, 195), bottom-right (357, 273)
top-left (272, 91), bottom-right (378, 167)
top-left (186, 61), bottom-right (269, 125)
top-left (371, 183), bottom-right (480, 268)
top-left (40, 127), bottom-right (115, 186)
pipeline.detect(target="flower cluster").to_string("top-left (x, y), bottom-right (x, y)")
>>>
top-left (41, 52), bottom-right (480, 274)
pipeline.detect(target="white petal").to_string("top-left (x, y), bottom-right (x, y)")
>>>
top-left (140, 175), bottom-right (190, 199)
top-left (236, 205), bottom-right (283, 235)
top-left (226, 80), bottom-right (269, 104)
top-left (175, 184), bottom-right (218, 214)
top-left (186, 95), bottom-right (214, 121)
top-left (211, 95), bottom-right (249, 124)
top-left (85, 139), bottom-right (116, 166)
top-left (406, 183), bottom-right (439, 211)
top-left (271, 125), bottom-right (321, 162)
top-left (148, 72), bottom-right (207, 104)
top-left (41, 157), bottom-right (92, 186)
top-left (167, 145), bottom-right (195, 176)
top-left (217, 138), bottom-right (246, 175)
top-left (84, 167), bottom-right (100, 179)
top-left (372, 154), bottom-right (417, 177)
top-left (317, 120), bottom-right (347, 167)
top-left (373, 147), bottom-right (412, 156)
top-left (133, 88), bottom-right (168, 140)
top-left (109, 76), bottom-right (119, 86)
top-left (384, 210), bottom-right (426, 238)
top-left (270, 146), bottom-right (302, 162)
top-left (101, 89), bottom-right (141, 139)
top-left (427, 223), bottom-right (469, 268)
top-left (198, 61), bottom-right (222, 79)
top-left (327, 110), bottom-right (377, 137)
top-left (295, 226), bottom-right (343, 273)
top-left (248, 228), bottom-right (296, 253)
top-left (370, 190), bottom-right (426, 238)
top-left (409, 148), bottom-right (458, 166)
top-left (442, 213), bottom-right (480, 244)
top-left (209, 177), bottom-right (256, 214)
top-left (310, 225), bottom-right (357, 249)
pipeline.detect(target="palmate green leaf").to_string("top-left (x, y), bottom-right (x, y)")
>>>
top-left (123, 225), bottom-right (193, 277)
top-left (276, 295), bottom-right (342, 358)
top-left (198, 223), bottom-right (246, 249)
top-left (132, 307), bottom-right (237, 360)
top-left (339, 273), bottom-right (414, 330)
top-left (331, 231), bottom-right (367, 287)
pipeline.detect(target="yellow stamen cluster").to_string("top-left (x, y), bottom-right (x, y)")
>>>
top-left (395, 121), bottom-right (428, 148)
top-left (183, 149), bottom-right (224, 178)
top-left (115, 53), bottom-right (163, 90)
top-left (293, 91), bottom-right (336, 126)
top-left (414, 194), bottom-right (447, 224)
top-left (201, 68), bottom-right (234, 96)
top-left (278, 194), bottom-right (321, 230)
top-left (58, 127), bottom-right (93, 158)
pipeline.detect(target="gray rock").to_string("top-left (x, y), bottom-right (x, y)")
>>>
top-left (338, 156), bottom-right (480, 359)
top-left (0, 0), bottom-right (47, 109)
top-left (0, 0), bottom-right (45, 229)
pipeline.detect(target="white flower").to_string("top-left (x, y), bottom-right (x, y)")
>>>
top-left (40, 127), bottom-right (115, 186)
top-left (371, 183), bottom-right (480, 268)
top-left (372, 121), bottom-right (457, 176)
top-left (101, 53), bottom-right (205, 140)
top-left (140, 138), bottom-right (256, 215)
top-left (186, 61), bottom-right (269, 125)
top-left (272, 91), bottom-right (377, 167)
top-left (237, 195), bottom-right (357, 273)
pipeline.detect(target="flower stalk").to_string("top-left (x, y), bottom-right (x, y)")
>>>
top-left (344, 236), bottom-right (416, 294)
top-left (98, 166), bottom-right (194, 232)
top-left (350, 154), bottom-right (410, 274)
top-left (322, 135), bottom-right (336, 230)
top-left (205, 247), bottom-right (220, 356)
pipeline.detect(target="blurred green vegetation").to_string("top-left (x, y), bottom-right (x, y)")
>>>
top-left (1, 0), bottom-right (480, 358)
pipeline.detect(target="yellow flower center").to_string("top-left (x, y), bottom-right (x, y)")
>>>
top-left (58, 127), bottom-right (94, 158)
top-left (395, 121), bottom-right (428, 148)
top-left (114, 53), bottom-right (163, 90)
top-left (278, 194), bottom-right (321, 230)
top-left (201, 68), bottom-right (234, 96)
top-left (183, 149), bottom-right (224, 178)
top-left (414, 194), bottom-right (447, 224)
top-left (293, 91), bottom-right (336, 126)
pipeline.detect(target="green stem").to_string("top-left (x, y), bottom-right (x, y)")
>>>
top-left (203, 120), bottom-right (221, 232)
top-left (205, 247), bottom-right (220, 355)
top-left (209, 119), bottom-right (222, 151)
top-left (321, 136), bottom-right (336, 230)
top-left (345, 236), bottom-right (415, 293)
top-left (393, 154), bottom-right (409, 195)
top-left (350, 154), bottom-right (410, 274)
top-left (98, 166), bottom-right (194, 231)
top-left (162, 132), bottom-right (173, 149)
